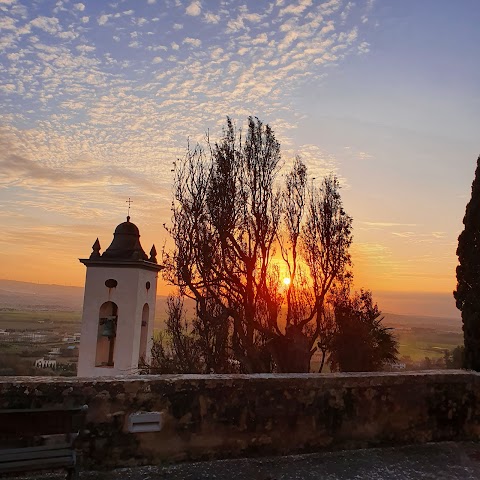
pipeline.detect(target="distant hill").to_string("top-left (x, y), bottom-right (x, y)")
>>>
top-left (382, 312), bottom-right (461, 332)
top-left (374, 290), bottom-right (459, 319)
top-left (0, 280), bottom-right (84, 311)
top-left (0, 279), bottom-right (461, 332)
top-left (0, 280), bottom-right (173, 320)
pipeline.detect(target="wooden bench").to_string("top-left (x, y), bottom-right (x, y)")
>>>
top-left (0, 405), bottom-right (88, 479)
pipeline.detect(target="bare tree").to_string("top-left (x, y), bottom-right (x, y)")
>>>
top-left (269, 173), bottom-right (353, 372)
top-left (300, 175), bottom-right (353, 361)
top-left (164, 117), bottom-right (282, 372)
top-left (163, 117), bottom-right (353, 373)
top-left (279, 156), bottom-right (307, 327)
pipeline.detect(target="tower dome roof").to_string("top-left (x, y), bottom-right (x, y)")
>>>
top-left (102, 216), bottom-right (148, 260)
top-left (114, 219), bottom-right (140, 235)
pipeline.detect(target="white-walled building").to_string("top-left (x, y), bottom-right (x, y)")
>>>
top-left (77, 216), bottom-right (162, 377)
top-left (35, 358), bottom-right (57, 369)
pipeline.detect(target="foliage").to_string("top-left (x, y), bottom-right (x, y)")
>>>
top-left (0, 354), bottom-right (51, 376)
top-left (328, 289), bottom-right (399, 372)
top-left (141, 297), bottom-right (202, 374)
top-left (444, 345), bottom-right (465, 369)
top-left (140, 331), bottom-right (179, 374)
top-left (454, 155), bottom-right (480, 370)
top-left (143, 294), bottom-right (234, 374)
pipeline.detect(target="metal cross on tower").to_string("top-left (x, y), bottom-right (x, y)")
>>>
top-left (126, 197), bottom-right (133, 219)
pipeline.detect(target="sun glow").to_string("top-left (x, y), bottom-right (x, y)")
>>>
top-left (283, 277), bottom-right (291, 286)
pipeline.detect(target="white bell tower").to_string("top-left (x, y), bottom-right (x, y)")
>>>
top-left (77, 216), bottom-right (162, 377)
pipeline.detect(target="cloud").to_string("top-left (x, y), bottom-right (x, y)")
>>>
top-left (320, 0), bottom-right (342, 14)
top-left (210, 47), bottom-right (223, 60)
top-left (391, 231), bottom-right (448, 243)
top-left (76, 44), bottom-right (95, 53)
top-left (278, 31), bottom-right (299, 51)
top-left (279, 0), bottom-right (312, 17)
top-left (338, 26), bottom-right (358, 45)
top-left (340, 1), bottom-right (354, 23)
top-left (30, 16), bottom-right (60, 35)
top-left (252, 33), bottom-right (268, 45)
top-left (362, 222), bottom-right (418, 228)
top-left (0, 129), bottom-right (164, 196)
top-left (73, 3), bottom-right (85, 11)
top-left (186, 1), bottom-right (201, 16)
top-left (358, 41), bottom-right (370, 54)
top-left (392, 232), bottom-right (416, 238)
top-left (183, 37), bottom-right (201, 47)
top-left (0, 16), bottom-right (16, 30)
top-left (358, 151), bottom-right (373, 160)
top-left (204, 12), bottom-right (220, 24)
top-left (97, 14), bottom-right (110, 26)
top-left (0, 152), bottom-right (86, 185)
top-left (353, 242), bottom-right (399, 273)
top-left (226, 10), bottom-right (263, 33)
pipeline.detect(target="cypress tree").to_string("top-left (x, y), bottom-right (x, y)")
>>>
top-left (454, 155), bottom-right (480, 370)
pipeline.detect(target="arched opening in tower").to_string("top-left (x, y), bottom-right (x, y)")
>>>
top-left (96, 301), bottom-right (118, 367)
top-left (139, 303), bottom-right (149, 366)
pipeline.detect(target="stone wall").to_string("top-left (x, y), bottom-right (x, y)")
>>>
top-left (1, 371), bottom-right (479, 468)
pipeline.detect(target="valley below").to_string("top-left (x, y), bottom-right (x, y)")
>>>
top-left (0, 279), bottom-right (463, 375)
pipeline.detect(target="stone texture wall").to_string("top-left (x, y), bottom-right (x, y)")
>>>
top-left (1, 371), bottom-right (479, 468)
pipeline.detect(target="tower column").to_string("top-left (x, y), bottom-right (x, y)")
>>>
top-left (77, 217), bottom-right (162, 377)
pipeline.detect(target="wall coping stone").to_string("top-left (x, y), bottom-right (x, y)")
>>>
top-left (0, 369), bottom-right (475, 385)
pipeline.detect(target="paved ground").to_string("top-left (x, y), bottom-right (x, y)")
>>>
top-left (10, 442), bottom-right (480, 480)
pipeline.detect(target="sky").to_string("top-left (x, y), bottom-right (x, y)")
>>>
top-left (1, 0), bottom-right (479, 309)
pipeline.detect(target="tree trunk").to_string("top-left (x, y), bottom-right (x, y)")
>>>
top-left (268, 327), bottom-right (312, 373)
top-left (318, 349), bottom-right (326, 373)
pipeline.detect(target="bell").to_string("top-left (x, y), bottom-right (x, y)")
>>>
top-left (100, 316), bottom-right (117, 338)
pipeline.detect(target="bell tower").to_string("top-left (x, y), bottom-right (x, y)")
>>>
top-left (77, 216), bottom-right (162, 377)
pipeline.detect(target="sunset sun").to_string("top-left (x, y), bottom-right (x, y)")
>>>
top-left (283, 277), bottom-right (291, 286)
